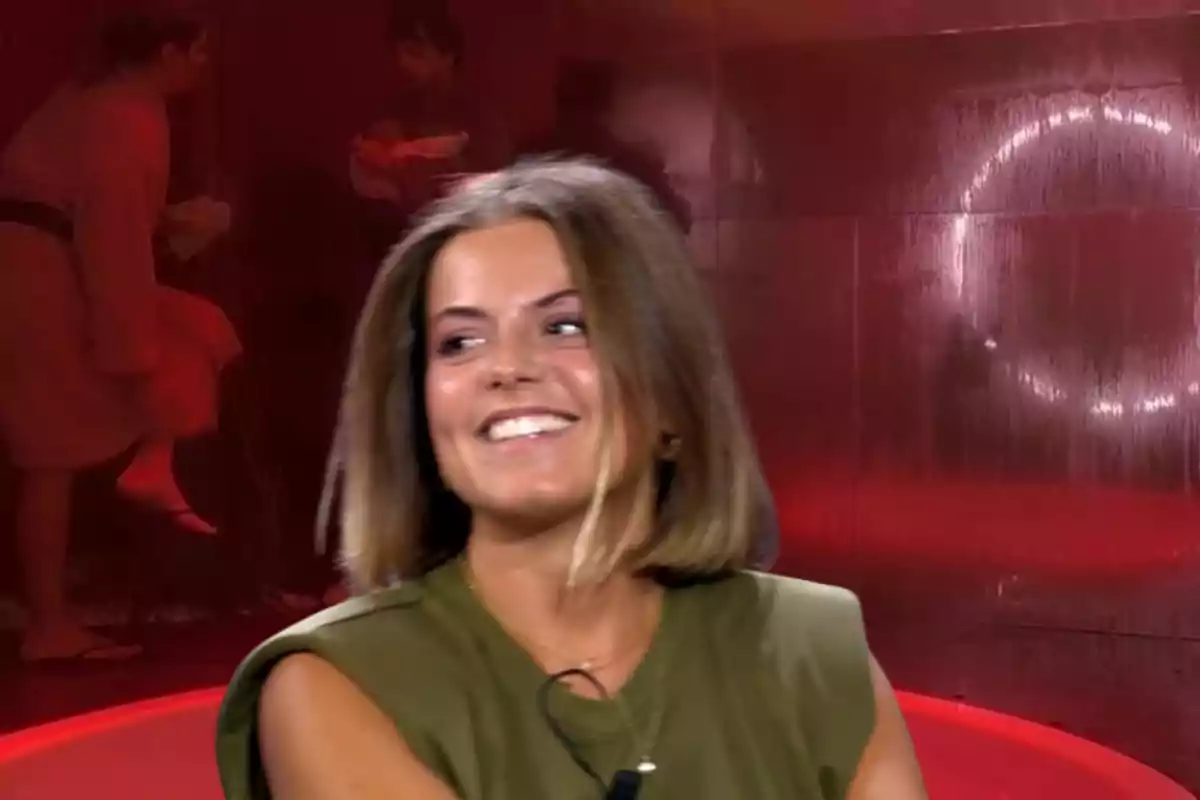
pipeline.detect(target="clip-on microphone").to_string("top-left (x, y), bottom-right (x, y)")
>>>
top-left (605, 768), bottom-right (643, 800)
top-left (538, 667), bottom-right (654, 800)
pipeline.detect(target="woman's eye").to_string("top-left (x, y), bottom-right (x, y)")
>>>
top-left (435, 334), bottom-right (483, 357)
top-left (546, 317), bottom-right (587, 337)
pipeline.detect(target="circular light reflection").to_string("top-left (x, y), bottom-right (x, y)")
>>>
top-left (952, 103), bottom-right (1198, 420)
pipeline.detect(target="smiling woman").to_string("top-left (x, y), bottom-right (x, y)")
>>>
top-left (424, 230), bottom-right (605, 543)
top-left (213, 158), bottom-right (928, 799)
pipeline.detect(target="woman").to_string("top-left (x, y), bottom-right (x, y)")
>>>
top-left (215, 159), bottom-right (927, 798)
top-left (0, 8), bottom-right (241, 663)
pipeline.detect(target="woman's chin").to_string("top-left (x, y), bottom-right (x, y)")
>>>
top-left (473, 493), bottom-right (592, 535)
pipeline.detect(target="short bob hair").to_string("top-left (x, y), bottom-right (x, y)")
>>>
top-left (325, 158), bottom-right (775, 591)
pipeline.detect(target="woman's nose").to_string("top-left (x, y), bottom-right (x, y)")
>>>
top-left (485, 333), bottom-right (543, 389)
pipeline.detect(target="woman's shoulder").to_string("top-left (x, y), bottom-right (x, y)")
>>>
top-left (681, 569), bottom-right (864, 628)
top-left (215, 579), bottom-right (462, 798)
top-left (228, 577), bottom-right (456, 684)
top-left (274, 581), bottom-right (427, 643)
top-left (677, 570), bottom-right (871, 684)
top-left (676, 571), bottom-right (875, 791)
top-left (222, 578), bottom-right (454, 695)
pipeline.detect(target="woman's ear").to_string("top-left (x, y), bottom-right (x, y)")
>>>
top-left (658, 432), bottom-right (681, 461)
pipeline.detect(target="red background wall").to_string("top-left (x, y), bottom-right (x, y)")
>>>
top-left (0, 0), bottom-right (1197, 790)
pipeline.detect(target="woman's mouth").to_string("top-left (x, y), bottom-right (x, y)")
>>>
top-left (478, 412), bottom-right (578, 442)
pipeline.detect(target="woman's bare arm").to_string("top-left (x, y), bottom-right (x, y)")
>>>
top-left (258, 653), bottom-right (458, 800)
top-left (847, 654), bottom-right (929, 800)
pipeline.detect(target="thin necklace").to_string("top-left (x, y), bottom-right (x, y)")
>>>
top-left (460, 558), bottom-right (669, 785)
top-left (459, 557), bottom-right (655, 676)
top-left (542, 665), bottom-right (664, 782)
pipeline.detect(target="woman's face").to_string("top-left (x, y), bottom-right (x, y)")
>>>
top-left (423, 218), bottom-right (637, 528)
top-left (393, 38), bottom-right (455, 89)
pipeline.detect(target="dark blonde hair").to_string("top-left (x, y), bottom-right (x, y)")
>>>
top-left (323, 158), bottom-right (775, 591)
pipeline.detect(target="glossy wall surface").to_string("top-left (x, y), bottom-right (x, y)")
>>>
top-left (687, 17), bottom-right (1200, 788)
top-left (0, 0), bottom-right (1197, 792)
top-left (722, 19), bottom-right (1200, 789)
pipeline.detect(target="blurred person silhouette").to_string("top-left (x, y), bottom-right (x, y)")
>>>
top-left (322, 0), bottom-right (505, 606)
top-left (0, 3), bottom-right (242, 663)
top-left (348, 0), bottom-right (504, 260)
top-left (521, 59), bottom-right (693, 234)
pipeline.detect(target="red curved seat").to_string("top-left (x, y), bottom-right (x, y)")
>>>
top-left (0, 688), bottom-right (1192, 799)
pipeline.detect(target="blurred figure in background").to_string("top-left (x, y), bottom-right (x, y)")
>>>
top-left (348, 0), bottom-right (503, 260)
top-left (323, 0), bottom-right (505, 605)
top-left (521, 59), bottom-right (693, 233)
top-left (0, 4), bottom-right (241, 663)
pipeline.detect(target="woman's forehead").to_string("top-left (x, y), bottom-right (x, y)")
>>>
top-left (426, 220), bottom-right (578, 311)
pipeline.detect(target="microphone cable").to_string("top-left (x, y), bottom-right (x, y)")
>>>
top-left (537, 668), bottom-right (657, 799)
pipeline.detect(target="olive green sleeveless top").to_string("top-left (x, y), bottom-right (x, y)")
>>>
top-left (214, 563), bottom-right (875, 799)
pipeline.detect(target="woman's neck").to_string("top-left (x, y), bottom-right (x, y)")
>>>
top-left (463, 514), bottom-right (662, 671)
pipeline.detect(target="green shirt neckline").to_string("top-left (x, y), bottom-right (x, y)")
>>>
top-left (424, 559), bottom-right (687, 741)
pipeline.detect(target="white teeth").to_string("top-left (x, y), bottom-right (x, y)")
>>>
top-left (485, 415), bottom-right (573, 442)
